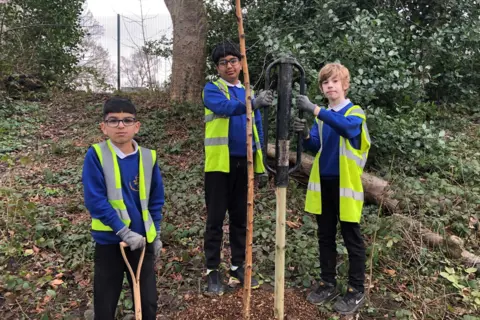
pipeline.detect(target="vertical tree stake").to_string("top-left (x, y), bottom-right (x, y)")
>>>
top-left (235, 1), bottom-right (254, 319)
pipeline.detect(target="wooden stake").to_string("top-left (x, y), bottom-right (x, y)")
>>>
top-left (274, 187), bottom-right (287, 320)
top-left (235, 1), bottom-right (254, 319)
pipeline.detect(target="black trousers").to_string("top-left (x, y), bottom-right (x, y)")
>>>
top-left (316, 178), bottom-right (366, 292)
top-left (204, 157), bottom-right (248, 269)
top-left (93, 243), bottom-right (157, 320)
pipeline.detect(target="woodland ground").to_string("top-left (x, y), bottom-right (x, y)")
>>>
top-left (0, 91), bottom-right (479, 320)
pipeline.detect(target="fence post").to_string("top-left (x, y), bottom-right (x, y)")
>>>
top-left (117, 13), bottom-right (120, 91)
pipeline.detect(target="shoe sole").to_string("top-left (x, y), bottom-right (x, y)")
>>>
top-left (229, 276), bottom-right (260, 289)
top-left (203, 290), bottom-right (225, 297)
top-left (307, 291), bottom-right (340, 306)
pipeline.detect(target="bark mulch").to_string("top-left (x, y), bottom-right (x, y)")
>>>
top-left (173, 285), bottom-right (326, 320)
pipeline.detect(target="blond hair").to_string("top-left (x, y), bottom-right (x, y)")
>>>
top-left (318, 63), bottom-right (350, 94)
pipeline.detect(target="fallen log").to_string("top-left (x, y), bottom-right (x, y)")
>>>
top-left (393, 214), bottom-right (480, 268)
top-left (266, 143), bottom-right (480, 268)
top-left (266, 143), bottom-right (400, 212)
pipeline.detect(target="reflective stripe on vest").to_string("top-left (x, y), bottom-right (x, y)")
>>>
top-left (202, 78), bottom-right (266, 174)
top-left (304, 105), bottom-right (371, 223)
top-left (91, 140), bottom-right (158, 243)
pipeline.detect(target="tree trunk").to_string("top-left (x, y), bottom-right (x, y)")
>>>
top-left (165, 0), bottom-right (207, 104)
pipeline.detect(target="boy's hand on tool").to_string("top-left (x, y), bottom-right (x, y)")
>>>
top-left (296, 95), bottom-right (317, 114)
top-left (253, 90), bottom-right (274, 109)
top-left (117, 227), bottom-right (145, 250)
top-left (293, 117), bottom-right (310, 139)
top-left (153, 237), bottom-right (162, 258)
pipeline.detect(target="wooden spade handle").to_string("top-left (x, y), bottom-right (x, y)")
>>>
top-left (119, 239), bottom-right (146, 320)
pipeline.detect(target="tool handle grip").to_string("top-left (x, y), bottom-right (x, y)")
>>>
top-left (119, 239), bottom-right (145, 320)
top-left (263, 59), bottom-right (280, 174)
top-left (289, 61), bottom-right (306, 174)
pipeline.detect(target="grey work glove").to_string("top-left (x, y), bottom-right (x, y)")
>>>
top-left (293, 117), bottom-right (309, 138)
top-left (116, 226), bottom-right (145, 251)
top-left (153, 237), bottom-right (162, 258)
top-left (253, 90), bottom-right (274, 109)
top-left (296, 95), bottom-right (317, 114)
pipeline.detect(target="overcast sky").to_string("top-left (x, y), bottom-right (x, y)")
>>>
top-left (85, 0), bottom-right (169, 16)
top-left (84, 0), bottom-right (172, 87)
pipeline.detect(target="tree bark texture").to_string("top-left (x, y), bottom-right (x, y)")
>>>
top-left (165, 0), bottom-right (207, 104)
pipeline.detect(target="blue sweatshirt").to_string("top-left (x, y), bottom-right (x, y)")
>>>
top-left (303, 101), bottom-right (363, 178)
top-left (82, 144), bottom-right (165, 244)
top-left (203, 81), bottom-right (264, 157)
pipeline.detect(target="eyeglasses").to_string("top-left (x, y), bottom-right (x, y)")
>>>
top-left (104, 117), bottom-right (137, 128)
top-left (218, 57), bottom-right (240, 67)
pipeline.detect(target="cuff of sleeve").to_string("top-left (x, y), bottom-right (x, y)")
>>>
top-left (316, 107), bottom-right (326, 119)
top-left (154, 221), bottom-right (161, 233)
top-left (112, 219), bottom-right (126, 234)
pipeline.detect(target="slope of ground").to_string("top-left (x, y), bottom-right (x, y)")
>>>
top-left (0, 91), bottom-right (479, 320)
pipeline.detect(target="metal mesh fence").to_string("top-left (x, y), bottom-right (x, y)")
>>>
top-left (79, 12), bottom-right (172, 91)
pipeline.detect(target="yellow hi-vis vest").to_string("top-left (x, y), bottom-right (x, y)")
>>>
top-left (91, 140), bottom-right (158, 243)
top-left (203, 78), bottom-right (266, 174)
top-left (305, 105), bottom-right (371, 223)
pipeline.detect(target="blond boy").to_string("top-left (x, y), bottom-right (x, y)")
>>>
top-left (294, 63), bottom-right (371, 315)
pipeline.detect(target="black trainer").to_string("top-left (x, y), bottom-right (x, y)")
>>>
top-left (306, 281), bottom-right (339, 305)
top-left (229, 266), bottom-right (260, 289)
top-left (205, 270), bottom-right (226, 296)
top-left (333, 286), bottom-right (366, 315)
